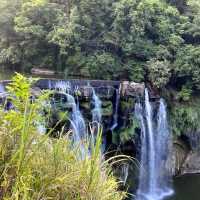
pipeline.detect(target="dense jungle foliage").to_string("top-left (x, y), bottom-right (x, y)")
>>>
top-left (1, 0), bottom-right (200, 98)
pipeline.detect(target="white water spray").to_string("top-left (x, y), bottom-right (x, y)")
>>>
top-left (0, 83), bottom-right (5, 93)
top-left (111, 89), bottom-right (120, 130)
top-left (92, 88), bottom-right (102, 123)
top-left (136, 89), bottom-right (173, 200)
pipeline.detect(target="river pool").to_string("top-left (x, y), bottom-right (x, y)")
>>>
top-left (168, 174), bottom-right (200, 200)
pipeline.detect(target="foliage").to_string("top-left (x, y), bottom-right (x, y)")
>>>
top-left (0, 74), bottom-right (126, 200)
top-left (174, 45), bottom-right (200, 91)
top-left (177, 86), bottom-right (192, 101)
top-left (170, 98), bottom-right (200, 136)
top-left (0, 0), bottom-right (68, 71)
top-left (0, 0), bottom-right (22, 66)
top-left (119, 117), bottom-right (140, 144)
top-left (1, 0), bottom-right (200, 96)
top-left (86, 53), bottom-right (121, 80)
top-left (147, 59), bottom-right (171, 88)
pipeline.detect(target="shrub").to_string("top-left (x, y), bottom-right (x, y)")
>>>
top-left (147, 58), bottom-right (171, 89)
top-left (177, 86), bottom-right (192, 101)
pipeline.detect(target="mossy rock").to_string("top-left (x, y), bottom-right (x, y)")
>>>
top-left (119, 126), bottom-right (135, 144)
top-left (54, 102), bottom-right (73, 111)
top-left (120, 98), bottom-right (135, 113)
top-left (102, 101), bottom-right (112, 108)
top-left (169, 97), bottom-right (200, 136)
top-left (80, 102), bottom-right (91, 110)
top-left (112, 131), bottom-right (120, 145)
top-left (119, 117), bottom-right (140, 144)
top-left (102, 103), bottom-right (113, 116)
top-left (57, 110), bottom-right (69, 122)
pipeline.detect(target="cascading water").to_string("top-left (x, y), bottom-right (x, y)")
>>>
top-left (48, 80), bottom-right (52, 90)
top-left (0, 83), bottom-right (5, 93)
top-left (92, 88), bottom-right (102, 123)
top-left (91, 87), bottom-right (106, 152)
top-left (136, 89), bottom-right (173, 200)
top-left (54, 81), bottom-right (86, 145)
top-left (111, 89), bottom-right (120, 130)
top-left (155, 99), bottom-right (174, 198)
top-left (72, 99), bottom-right (86, 141)
top-left (55, 80), bottom-right (71, 93)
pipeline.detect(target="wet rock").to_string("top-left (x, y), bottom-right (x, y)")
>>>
top-left (184, 131), bottom-right (200, 151)
top-left (182, 151), bottom-right (200, 175)
top-left (80, 102), bottom-right (90, 110)
top-left (120, 81), bottom-right (145, 97)
top-left (102, 102), bottom-right (113, 117)
top-left (172, 139), bottom-right (189, 176)
top-left (102, 100), bottom-right (112, 108)
top-left (120, 99), bottom-right (135, 113)
top-left (31, 68), bottom-right (55, 76)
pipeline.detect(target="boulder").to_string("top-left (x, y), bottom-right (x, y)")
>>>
top-left (31, 68), bottom-right (55, 76)
top-left (120, 81), bottom-right (145, 97)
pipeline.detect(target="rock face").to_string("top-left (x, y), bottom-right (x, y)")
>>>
top-left (171, 139), bottom-right (190, 176)
top-left (184, 131), bottom-right (200, 152)
top-left (120, 81), bottom-right (145, 97)
top-left (170, 134), bottom-right (200, 176)
top-left (176, 132), bottom-right (200, 175)
top-left (181, 151), bottom-right (200, 174)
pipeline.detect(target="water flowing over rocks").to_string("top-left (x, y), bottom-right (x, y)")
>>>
top-left (136, 90), bottom-right (174, 200)
top-left (1, 78), bottom-right (200, 183)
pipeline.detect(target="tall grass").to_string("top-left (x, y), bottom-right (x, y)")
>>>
top-left (0, 74), bottom-right (126, 200)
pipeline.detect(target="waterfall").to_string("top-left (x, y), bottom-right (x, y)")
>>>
top-left (92, 88), bottom-right (102, 123)
top-left (64, 93), bottom-right (86, 142)
top-left (111, 89), bottom-right (120, 130)
top-left (0, 83), bottom-right (5, 93)
top-left (55, 80), bottom-right (71, 93)
top-left (54, 81), bottom-right (86, 145)
top-left (91, 87), bottom-right (106, 152)
top-left (136, 89), bottom-right (173, 200)
top-left (48, 80), bottom-right (52, 90)
top-left (66, 93), bottom-right (87, 158)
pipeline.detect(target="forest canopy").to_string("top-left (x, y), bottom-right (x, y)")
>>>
top-left (0, 0), bottom-right (200, 97)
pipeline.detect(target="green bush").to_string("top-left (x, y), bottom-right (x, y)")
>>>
top-left (177, 86), bottom-right (192, 101)
top-left (147, 59), bottom-right (171, 88)
top-left (170, 99), bottom-right (200, 136)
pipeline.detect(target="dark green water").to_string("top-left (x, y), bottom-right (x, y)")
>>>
top-left (169, 174), bottom-right (200, 200)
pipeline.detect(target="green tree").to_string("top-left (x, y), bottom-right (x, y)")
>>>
top-left (1, 0), bottom-right (200, 98)
top-left (0, 0), bottom-right (22, 67)
top-left (147, 59), bottom-right (171, 88)
top-left (14, 0), bottom-right (68, 71)
top-left (174, 45), bottom-right (200, 90)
